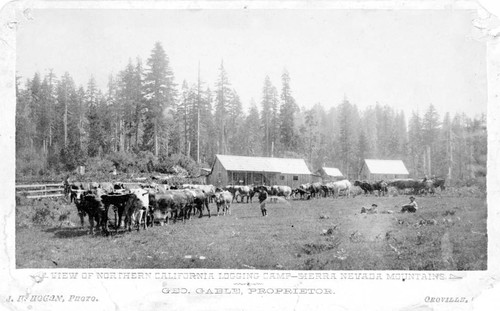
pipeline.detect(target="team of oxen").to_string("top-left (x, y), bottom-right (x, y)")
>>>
top-left (68, 182), bottom-right (232, 235)
top-left (67, 176), bottom-right (445, 235)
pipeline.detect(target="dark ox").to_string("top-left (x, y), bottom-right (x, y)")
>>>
top-left (430, 177), bottom-right (446, 191)
top-left (292, 188), bottom-right (311, 200)
top-left (308, 182), bottom-right (324, 198)
top-left (388, 179), bottom-right (433, 195)
top-left (150, 190), bottom-right (194, 225)
top-left (372, 180), bottom-right (388, 196)
top-left (183, 188), bottom-right (211, 218)
top-left (100, 192), bottom-right (132, 233)
top-left (353, 181), bottom-right (373, 195)
top-left (78, 189), bottom-right (109, 235)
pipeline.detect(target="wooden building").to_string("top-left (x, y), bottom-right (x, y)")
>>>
top-left (316, 167), bottom-right (345, 182)
top-left (359, 159), bottom-right (409, 181)
top-left (208, 154), bottom-right (312, 188)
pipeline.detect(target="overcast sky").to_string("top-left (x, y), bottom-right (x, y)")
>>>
top-left (16, 9), bottom-right (487, 119)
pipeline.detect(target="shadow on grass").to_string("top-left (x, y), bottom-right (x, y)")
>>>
top-left (235, 216), bottom-right (262, 219)
top-left (44, 226), bottom-right (133, 239)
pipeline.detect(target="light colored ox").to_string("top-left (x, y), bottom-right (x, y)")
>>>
top-left (215, 191), bottom-right (233, 216)
top-left (332, 180), bottom-right (352, 198)
top-left (271, 185), bottom-right (292, 199)
top-left (125, 188), bottom-right (149, 230)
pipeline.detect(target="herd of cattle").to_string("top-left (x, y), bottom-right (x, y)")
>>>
top-left (67, 177), bottom-right (445, 235)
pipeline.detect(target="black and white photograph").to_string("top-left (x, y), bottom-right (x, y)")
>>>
top-left (2, 0), bottom-right (500, 310)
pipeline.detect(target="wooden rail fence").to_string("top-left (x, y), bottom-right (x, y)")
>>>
top-left (15, 183), bottom-right (65, 199)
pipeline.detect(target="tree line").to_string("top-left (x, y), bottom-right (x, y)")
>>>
top-left (16, 42), bottom-right (486, 185)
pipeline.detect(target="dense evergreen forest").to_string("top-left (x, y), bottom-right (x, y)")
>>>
top-left (16, 42), bottom-right (486, 186)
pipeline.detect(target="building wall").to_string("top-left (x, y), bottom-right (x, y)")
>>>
top-left (208, 158), bottom-right (228, 187)
top-left (208, 158), bottom-right (312, 187)
top-left (226, 171), bottom-right (276, 186)
top-left (360, 164), bottom-right (409, 181)
top-left (275, 174), bottom-right (311, 188)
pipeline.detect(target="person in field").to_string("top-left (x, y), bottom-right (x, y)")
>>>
top-left (258, 188), bottom-right (268, 217)
top-left (401, 196), bottom-right (418, 213)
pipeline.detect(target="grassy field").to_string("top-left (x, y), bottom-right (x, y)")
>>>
top-left (16, 191), bottom-right (487, 270)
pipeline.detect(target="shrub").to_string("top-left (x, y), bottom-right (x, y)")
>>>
top-left (106, 151), bottom-right (136, 173)
top-left (155, 153), bottom-right (199, 176)
top-left (86, 157), bottom-right (115, 174)
top-left (134, 151), bottom-right (157, 173)
top-left (16, 151), bottom-right (46, 177)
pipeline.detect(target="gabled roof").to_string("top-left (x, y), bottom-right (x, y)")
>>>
top-left (321, 167), bottom-right (344, 177)
top-left (215, 154), bottom-right (312, 175)
top-left (364, 159), bottom-right (409, 175)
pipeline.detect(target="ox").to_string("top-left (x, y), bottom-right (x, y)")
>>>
top-left (430, 177), bottom-right (446, 191)
top-left (100, 189), bottom-right (133, 233)
top-left (309, 182), bottom-right (324, 198)
top-left (372, 180), bottom-right (388, 196)
top-left (292, 188), bottom-right (311, 200)
top-left (150, 193), bottom-right (174, 225)
top-left (332, 180), bottom-right (352, 198)
top-left (235, 185), bottom-right (255, 203)
top-left (353, 181), bottom-right (373, 195)
top-left (151, 190), bottom-right (194, 224)
top-left (388, 179), bottom-right (432, 195)
top-left (215, 190), bottom-right (233, 216)
top-left (72, 189), bottom-right (87, 227)
top-left (183, 188), bottom-right (211, 218)
top-left (123, 188), bottom-right (149, 231)
top-left (80, 189), bottom-right (109, 235)
top-left (271, 185), bottom-right (292, 199)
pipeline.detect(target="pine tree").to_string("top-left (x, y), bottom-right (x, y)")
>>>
top-left (261, 76), bottom-right (278, 156)
top-left (214, 60), bottom-right (232, 154)
top-left (227, 89), bottom-right (243, 153)
top-left (422, 104), bottom-right (441, 176)
top-left (357, 129), bottom-right (369, 173)
top-left (279, 69), bottom-right (298, 153)
top-left (408, 111), bottom-right (423, 176)
top-left (179, 80), bottom-right (191, 155)
top-left (244, 100), bottom-right (262, 156)
top-left (142, 42), bottom-right (177, 156)
top-left (304, 108), bottom-right (318, 165)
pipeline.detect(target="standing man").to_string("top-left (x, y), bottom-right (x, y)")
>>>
top-left (258, 187), bottom-right (268, 217)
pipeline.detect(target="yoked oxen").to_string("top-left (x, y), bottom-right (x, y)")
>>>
top-left (184, 184), bottom-right (217, 203)
top-left (235, 185), bottom-right (255, 203)
top-left (215, 190), bottom-right (233, 216)
top-left (387, 179), bottom-right (418, 194)
top-left (388, 179), bottom-right (433, 195)
top-left (69, 182), bottom-right (93, 203)
top-left (183, 188), bottom-right (211, 218)
top-left (417, 178), bottom-right (437, 195)
top-left (79, 188), bottom-right (109, 235)
top-left (72, 188), bottom-right (88, 227)
top-left (353, 181), bottom-right (373, 195)
top-left (150, 193), bottom-right (174, 225)
top-left (292, 187), bottom-right (311, 200)
top-left (271, 185), bottom-right (292, 199)
top-left (430, 177), bottom-right (446, 192)
top-left (309, 182), bottom-right (324, 199)
top-left (223, 185), bottom-right (239, 203)
top-left (332, 180), bottom-right (352, 198)
top-left (122, 188), bottom-right (150, 231)
top-left (165, 190), bottom-right (194, 223)
top-left (372, 180), bottom-right (388, 196)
